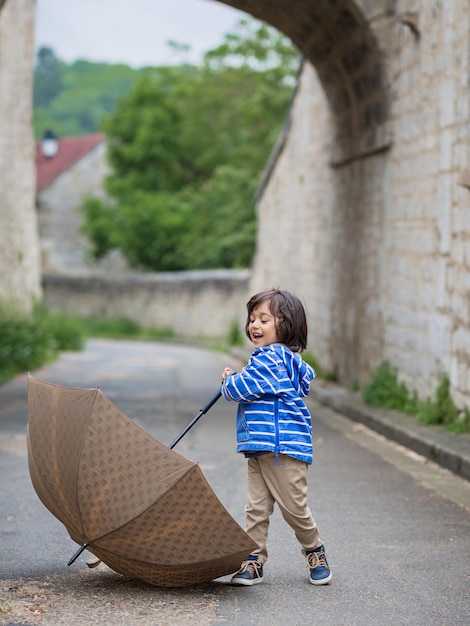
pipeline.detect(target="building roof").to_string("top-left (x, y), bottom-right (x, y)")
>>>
top-left (36, 133), bottom-right (105, 192)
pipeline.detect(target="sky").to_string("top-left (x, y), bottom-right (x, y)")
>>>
top-left (34, 0), bottom-right (245, 68)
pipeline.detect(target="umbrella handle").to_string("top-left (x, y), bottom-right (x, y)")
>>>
top-left (169, 387), bottom-right (223, 449)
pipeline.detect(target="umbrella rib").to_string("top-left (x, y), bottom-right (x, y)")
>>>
top-left (74, 387), bottom-right (102, 542)
top-left (27, 430), bottom-right (83, 539)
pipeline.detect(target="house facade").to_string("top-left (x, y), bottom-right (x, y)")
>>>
top-left (36, 133), bottom-right (128, 274)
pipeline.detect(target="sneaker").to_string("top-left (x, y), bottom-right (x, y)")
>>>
top-left (306, 545), bottom-right (332, 585)
top-left (230, 555), bottom-right (264, 586)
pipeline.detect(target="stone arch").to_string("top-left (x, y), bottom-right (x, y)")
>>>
top-left (219, 0), bottom-right (394, 383)
top-left (218, 0), bottom-right (392, 163)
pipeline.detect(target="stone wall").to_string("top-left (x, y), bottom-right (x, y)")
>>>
top-left (0, 0), bottom-right (41, 312)
top-left (250, 65), bottom-right (338, 372)
top-left (43, 270), bottom-right (251, 340)
top-left (382, 0), bottom-right (470, 406)
top-left (250, 0), bottom-right (470, 405)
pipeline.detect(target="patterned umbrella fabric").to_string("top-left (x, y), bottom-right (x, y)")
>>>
top-left (27, 375), bottom-right (257, 587)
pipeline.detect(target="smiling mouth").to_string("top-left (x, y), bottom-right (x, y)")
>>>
top-left (252, 333), bottom-right (263, 340)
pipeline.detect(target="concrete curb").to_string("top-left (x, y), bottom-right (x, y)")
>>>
top-left (312, 384), bottom-right (470, 482)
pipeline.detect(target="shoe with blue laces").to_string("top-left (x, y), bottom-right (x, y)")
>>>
top-left (306, 545), bottom-right (332, 585)
top-left (230, 555), bottom-right (264, 586)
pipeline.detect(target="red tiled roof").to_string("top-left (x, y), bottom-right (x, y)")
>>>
top-left (36, 133), bottom-right (105, 192)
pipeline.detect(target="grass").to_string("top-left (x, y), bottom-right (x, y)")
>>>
top-left (0, 600), bottom-right (12, 614)
top-left (417, 373), bottom-right (470, 432)
top-left (3, 304), bottom-right (467, 435)
top-left (227, 319), bottom-right (245, 347)
top-left (362, 361), bottom-right (470, 434)
top-left (0, 303), bottom-right (175, 385)
top-left (362, 361), bottom-right (419, 414)
top-left (74, 315), bottom-right (175, 341)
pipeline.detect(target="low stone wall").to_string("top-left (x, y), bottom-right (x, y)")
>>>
top-left (42, 270), bottom-right (251, 340)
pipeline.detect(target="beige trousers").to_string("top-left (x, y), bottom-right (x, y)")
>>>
top-left (245, 453), bottom-right (322, 564)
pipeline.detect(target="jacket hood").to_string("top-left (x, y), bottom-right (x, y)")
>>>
top-left (254, 344), bottom-right (315, 397)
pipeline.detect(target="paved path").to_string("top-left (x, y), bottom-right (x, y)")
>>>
top-left (0, 339), bottom-right (469, 625)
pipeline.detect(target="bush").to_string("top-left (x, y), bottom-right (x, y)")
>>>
top-left (0, 307), bottom-right (181, 386)
top-left (0, 307), bottom-right (54, 384)
top-left (227, 320), bottom-right (244, 347)
top-left (362, 361), bottom-right (419, 413)
top-left (362, 361), bottom-right (469, 433)
top-left (0, 304), bottom-right (89, 385)
top-left (417, 373), bottom-right (470, 433)
top-left (38, 312), bottom-right (86, 351)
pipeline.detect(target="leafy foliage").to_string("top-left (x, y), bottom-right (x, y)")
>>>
top-left (77, 18), bottom-right (299, 271)
top-left (34, 18), bottom-right (299, 271)
top-left (362, 361), bottom-right (469, 433)
top-left (362, 361), bottom-right (419, 413)
top-left (72, 316), bottom-right (175, 340)
top-left (0, 304), bottom-right (84, 384)
top-left (417, 373), bottom-right (470, 432)
top-left (33, 50), bottom-right (144, 138)
top-left (0, 302), bottom-right (176, 385)
top-left (205, 18), bottom-right (300, 80)
top-left (33, 46), bottom-right (64, 108)
top-left (38, 312), bottom-right (86, 352)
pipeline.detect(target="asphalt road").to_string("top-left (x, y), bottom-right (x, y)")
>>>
top-left (0, 339), bottom-right (469, 625)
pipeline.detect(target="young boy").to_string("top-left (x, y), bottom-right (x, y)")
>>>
top-left (221, 288), bottom-right (331, 586)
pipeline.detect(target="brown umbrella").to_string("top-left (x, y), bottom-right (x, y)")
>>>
top-left (27, 375), bottom-right (257, 587)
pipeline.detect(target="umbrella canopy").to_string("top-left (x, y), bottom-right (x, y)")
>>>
top-left (27, 375), bottom-right (257, 587)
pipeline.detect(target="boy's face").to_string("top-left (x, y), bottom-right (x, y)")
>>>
top-left (248, 300), bottom-right (280, 348)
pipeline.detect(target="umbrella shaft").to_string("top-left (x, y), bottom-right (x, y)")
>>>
top-left (169, 411), bottom-right (203, 449)
top-left (68, 543), bottom-right (88, 566)
top-left (169, 387), bottom-right (223, 449)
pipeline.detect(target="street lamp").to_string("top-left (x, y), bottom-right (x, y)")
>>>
top-left (41, 129), bottom-right (59, 159)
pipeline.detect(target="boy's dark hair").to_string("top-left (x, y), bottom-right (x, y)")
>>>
top-left (245, 288), bottom-right (308, 352)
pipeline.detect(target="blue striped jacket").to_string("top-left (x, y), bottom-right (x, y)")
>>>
top-left (221, 344), bottom-right (316, 464)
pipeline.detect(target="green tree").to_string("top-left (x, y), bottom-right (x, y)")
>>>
top-left (204, 17), bottom-right (300, 79)
top-left (33, 56), bottom-right (143, 138)
top-left (80, 18), bottom-right (300, 271)
top-left (33, 46), bottom-right (64, 108)
top-left (103, 68), bottom-right (208, 198)
top-left (178, 165), bottom-right (257, 269)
